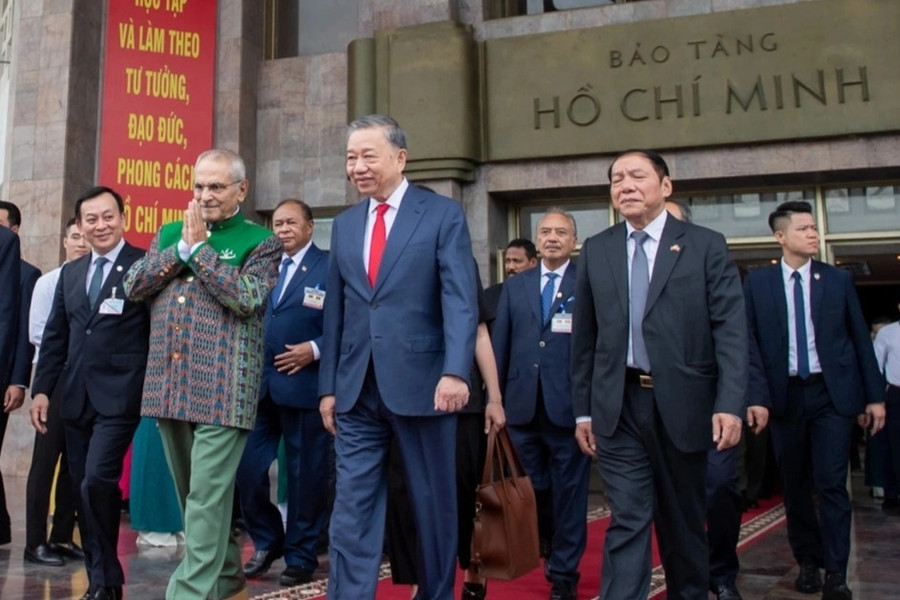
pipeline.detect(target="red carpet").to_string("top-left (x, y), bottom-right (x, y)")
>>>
top-left (253, 496), bottom-right (785, 600)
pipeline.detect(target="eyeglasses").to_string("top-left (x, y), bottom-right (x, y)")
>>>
top-left (193, 181), bottom-right (242, 195)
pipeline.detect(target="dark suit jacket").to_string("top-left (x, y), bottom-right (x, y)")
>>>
top-left (319, 184), bottom-right (478, 416)
top-left (743, 260), bottom-right (884, 417)
top-left (32, 243), bottom-right (151, 419)
top-left (260, 244), bottom-right (329, 410)
top-left (0, 227), bottom-right (21, 391)
top-left (571, 216), bottom-right (748, 453)
top-left (492, 264), bottom-right (577, 428)
top-left (10, 260), bottom-right (41, 387)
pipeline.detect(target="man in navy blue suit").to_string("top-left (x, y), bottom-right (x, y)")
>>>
top-left (492, 209), bottom-right (590, 600)
top-left (319, 114), bottom-right (478, 599)
top-left (0, 201), bottom-right (42, 546)
top-left (744, 201), bottom-right (885, 600)
top-left (236, 198), bottom-right (330, 586)
top-left (0, 223), bottom-right (21, 547)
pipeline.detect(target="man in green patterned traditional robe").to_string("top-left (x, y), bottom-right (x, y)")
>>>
top-left (125, 148), bottom-right (281, 600)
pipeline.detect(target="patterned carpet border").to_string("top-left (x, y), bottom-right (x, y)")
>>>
top-left (249, 504), bottom-right (785, 600)
top-left (646, 502), bottom-right (787, 599)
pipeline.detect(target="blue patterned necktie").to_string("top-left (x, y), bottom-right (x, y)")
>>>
top-left (88, 257), bottom-right (108, 307)
top-left (271, 257), bottom-right (293, 305)
top-left (792, 271), bottom-right (810, 379)
top-left (541, 272), bottom-right (559, 323)
top-left (630, 231), bottom-right (650, 372)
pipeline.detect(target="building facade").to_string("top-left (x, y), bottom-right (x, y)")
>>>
top-left (2, 0), bottom-right (899, 473)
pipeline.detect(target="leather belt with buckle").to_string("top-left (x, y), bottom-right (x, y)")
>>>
top-left (625, 367), bottom-right (653, 389)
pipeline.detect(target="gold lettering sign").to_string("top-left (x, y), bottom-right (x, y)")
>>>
top-left (483, 0), bottom-right (900, 160)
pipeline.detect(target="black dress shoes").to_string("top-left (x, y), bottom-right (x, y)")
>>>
top-left (48, 540), bottom-right (85, 560)
top-left (243, 548), bottom-right (283, 578)
top-left (795, 560), bottom-right (823, 593)
top-left (822, 572), bottom-right (853, 600)
top-left (94, 586), bottom-right (123, 600)
top-left (711, 583), bottom-right (743, 600)
top-left (550, 578), bottom-right (577, 600)
top-left (82, 587), bottom-right (122, 600)
top-left (279, 565), bottom-right (314, 586)
top-left (24, 544), bottom-right (65, 566)
top-left (461, 582), bottom-right (487, 600)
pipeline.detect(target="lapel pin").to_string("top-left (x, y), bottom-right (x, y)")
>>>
top-left (301, 265), bottom-right (308, 272)
top-left (814, 272), bottom-right (820, 280)
top-left (670, 244), bottom-right (681, 252)
top-left (556, 292), bottom-right (562, 298)
top-left (116, 265), bottom-right (123, 272)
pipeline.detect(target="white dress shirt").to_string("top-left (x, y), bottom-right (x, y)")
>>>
top-left (780, 258), bottom-right (822, 376)
top-left (85, 238), bottom-right (126, 297)
top-left (363, 178), bottom-right (408, 272)
top-left (625, 210), bottom-right (667, 368)
top-left (28, 265), bottom-right (63, 363)
top-left (874, 321), bottom-right (900, 386)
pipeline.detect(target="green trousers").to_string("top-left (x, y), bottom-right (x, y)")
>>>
top-left (158, 419), bottom-right (248, 600)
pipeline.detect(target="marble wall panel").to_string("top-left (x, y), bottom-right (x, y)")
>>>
top-left (9, 124), bottom-right (35, 181)
top-left (38, 11), bottom-right (72, 69)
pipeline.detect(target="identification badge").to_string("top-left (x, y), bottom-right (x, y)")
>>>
top-left (100, 287), bottom-right (125, 315)
top-left (100, 299), bottom-right (124, 315)
top-left (303, 287), bottom-right (325, 310)
top-left (551, 313), bottom-right (572, 334)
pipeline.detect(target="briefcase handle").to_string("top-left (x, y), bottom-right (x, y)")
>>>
top-left (481, 427), bottom-right (527, 485)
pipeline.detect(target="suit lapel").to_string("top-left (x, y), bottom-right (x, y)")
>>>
top-left (602, 224), bottom-right (629, 321)
top-left (809, 259), bottom-right (825, 330)
top-left (644, 217), bottom-right (685, 315)
top-left (373, 188), bottom-right (426, 293)
top-left (768, 264), bottom-right (788, 339)
top-left (344, 200), bottom-right (369, 292)
top-left (522, 268), bottom-right (542, 325)
top-left (279, 246), bottom-right (324, 307)
top-left (71, 254), bottom-right (92, 313)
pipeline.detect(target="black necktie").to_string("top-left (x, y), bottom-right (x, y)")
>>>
top-left (792, 271), bottom-right (810, 379)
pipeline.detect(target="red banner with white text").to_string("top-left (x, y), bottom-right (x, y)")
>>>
top-left (98, 0), bottom-right (217, 248)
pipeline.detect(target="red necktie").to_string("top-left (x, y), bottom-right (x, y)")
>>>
top-left (368, 203), bottom-right (390, 287)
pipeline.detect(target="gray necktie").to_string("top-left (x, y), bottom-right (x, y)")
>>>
top-left (630, 231), bottom-right (650, 372)
top-left (88, 257), bottom-right (109, 307)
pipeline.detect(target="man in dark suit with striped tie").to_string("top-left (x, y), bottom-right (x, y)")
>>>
top-left (31, 187), bottom-right (150, 600)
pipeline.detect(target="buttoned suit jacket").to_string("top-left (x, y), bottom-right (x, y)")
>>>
top-left (32, 244), bottom-right (150, 419)
top-left (0, 227), bottom-right (20, 392)
top-left (743, 260), bottom-right (883, 418)
top-left (492, 264), bottom-right (577, 428)
top-left (261, 244), bottom-right (329, 410)
top-left (319, 185), bottom-right (478, 415)
top-left (571, 216), bottom-right (748, 453)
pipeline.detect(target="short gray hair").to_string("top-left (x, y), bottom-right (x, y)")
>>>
top-left (538, 207), bottom-right (577, 238)
top-left (196, 148), bottom-right (247, 182)
top-left (347, 114), bottom-right (408, 150)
